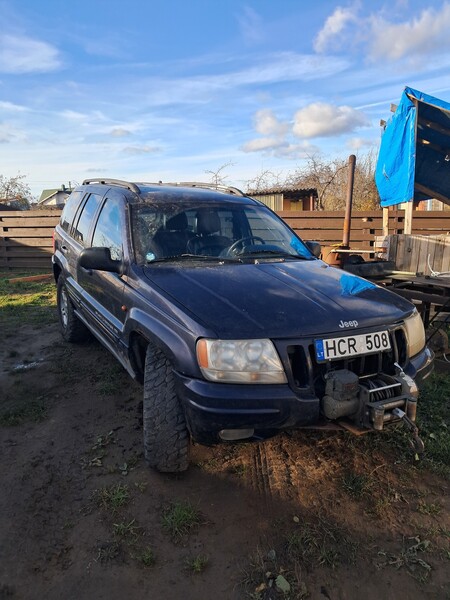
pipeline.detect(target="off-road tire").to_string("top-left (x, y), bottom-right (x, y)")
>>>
top-left (57, 277), bottom-right (89, 342)
top-left (143, 344), bottom-right (190, 473)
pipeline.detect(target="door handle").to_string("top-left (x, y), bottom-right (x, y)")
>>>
top-left (61, 245), bottom-right (68, 254)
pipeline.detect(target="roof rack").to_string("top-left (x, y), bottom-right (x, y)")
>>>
top-left (82, 178), bottom-right (141, 194)
top-left (166, 182), bottom-right (246, 197)
top-left (81, 179), bottom-right (247, 197)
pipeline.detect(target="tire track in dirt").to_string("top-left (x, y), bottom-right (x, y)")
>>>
top-left (247, 436), bottom-right (304, 513)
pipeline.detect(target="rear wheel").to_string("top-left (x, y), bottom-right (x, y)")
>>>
top-left (143, 344), bottom-right (190, 473)
top-left (57, 277), bottom-right (89, 342)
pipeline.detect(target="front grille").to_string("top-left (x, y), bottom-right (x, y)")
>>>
top-left (285, 327), bottom-right (408, 396)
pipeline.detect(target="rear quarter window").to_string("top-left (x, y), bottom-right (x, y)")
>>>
top-left (60, 191), bottom-right (84, 233)
top-left (73, 193), bottom-right (103, 245)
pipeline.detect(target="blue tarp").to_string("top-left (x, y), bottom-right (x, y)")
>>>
top-left (375, 87), bottom-right (450, 207)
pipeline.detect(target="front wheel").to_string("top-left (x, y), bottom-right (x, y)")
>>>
top-left (143, 344), bottom-right (190, 473)
top-left (57, 277), bottom-right (89, 342)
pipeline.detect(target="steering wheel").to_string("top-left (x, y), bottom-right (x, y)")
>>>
top-left (226, 236), bottom-right (265, 256)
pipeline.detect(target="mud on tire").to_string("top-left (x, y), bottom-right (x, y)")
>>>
top-left (57, 277), bottom-right (89, 343)
top-left (143, 344), bottom-right (190, 473)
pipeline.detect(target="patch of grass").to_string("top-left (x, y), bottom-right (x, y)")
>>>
top-left (136, 546), bottom-right (156, 567)
top-left (341, 471), bottom-right (372, 500)
top-left (0, 277), bottom-right (56, 332)
top-left (94, 483), bottom-right (130, 512)
top-left (185, 554), bottom-right (209, 574)
top-left (0, 399), bottom-right (47, 426)
top-left (376, 536), bottom-right (432, 583)
top-left (94, 364), bottom-right (126, 396)
top-left (113, 518), bottom-right (140, 538)
top-left (417, 500), bottom-right (442, 516)
top-left (161, 500), bottom-right (201, 539)
top-left (96, 541), bottom-right (120, 563)
top-left (286, 518), bottom-right (358, 569)
top-left (229, 463), bottom-right (247, 477)
top-left (416, 373), bottom-right (450, 477)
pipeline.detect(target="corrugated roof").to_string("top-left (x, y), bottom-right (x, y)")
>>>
top-left (249, 187), bottom-right (318, 197)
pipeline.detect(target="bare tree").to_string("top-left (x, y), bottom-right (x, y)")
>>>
top-left (284, 151), bottom-right (379, 210)
top-left (204, 162), bottom-right (235, 187)
top-left (0, 174), bottom-right (31, 210)
top-left (245, 169), bottom-right (283, 194)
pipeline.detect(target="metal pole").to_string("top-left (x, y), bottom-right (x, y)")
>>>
top-left (342, 154), bottom-right (356, 247)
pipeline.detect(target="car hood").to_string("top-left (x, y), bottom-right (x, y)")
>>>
top-left (143, 259), bottom-right (414, 338)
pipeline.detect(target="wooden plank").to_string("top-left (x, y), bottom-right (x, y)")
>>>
top-left (0, 237), bottom-right (54, 247)
top-left (0, 249), bottom-right (52, 257)
top-left (0, 209), bottom-right (61, 218)
top-left (442, 237), bottom-right (450, 273)
top-left (395, 235), bottom-right (406, 271)
top-left (432, 236), bottom-right (446, 274)
top-left (0, 217), bottom-right (60, 227)
top-left (8, 273), bottom-right (53, 283)
top-left (0, 227), bottom-right (55, 237)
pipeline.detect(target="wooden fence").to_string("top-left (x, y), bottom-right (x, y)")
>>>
top-left (386, 234), bottom-right (450, 275)
top-left (2, 208), bottom-right (450, 270)
top-left (0, 209), bottom-right (61, 271)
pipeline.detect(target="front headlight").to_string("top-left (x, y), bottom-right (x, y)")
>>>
top-left (403, 309), bottom-right (426, 358)
top-left (196, 338), bottom-right (287, 384)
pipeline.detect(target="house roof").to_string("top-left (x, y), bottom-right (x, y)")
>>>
top-left (249, 187), bottom-right (318, 198)
top-left (38, 189), bottom-right (59, 203)
top-left (38, 187), bottom-right (72, 204)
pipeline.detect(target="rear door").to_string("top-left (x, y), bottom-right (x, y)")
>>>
top-left (77, 194), bottom-right (127, 350)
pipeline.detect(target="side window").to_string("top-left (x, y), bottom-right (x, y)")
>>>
top-left (92, 197), bottom-right (123, 260)
top-left (60, 191), bottom-right (84, 233)
top-left (73, 193), bottom-right (102, 244)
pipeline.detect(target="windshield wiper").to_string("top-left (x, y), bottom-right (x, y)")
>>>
top-left (240, 249), bottom-right (310, 259)
top-left (146, 254), bottom-right (242, 264)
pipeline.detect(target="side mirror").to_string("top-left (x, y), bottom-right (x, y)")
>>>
top-left (305, 240), bottom-right (321, 258)
top-left (79, 247), bottom-right (123, 274)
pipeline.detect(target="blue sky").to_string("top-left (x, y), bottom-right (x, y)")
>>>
top-left (1, 0), bottom-right (450, 198)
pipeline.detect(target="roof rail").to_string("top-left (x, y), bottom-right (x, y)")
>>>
top-left (167, 182), bottom-right (246, 197)
top-left (82, 178), bottom-right (141, 194)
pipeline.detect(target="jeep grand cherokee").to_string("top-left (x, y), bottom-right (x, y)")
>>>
top-left (52, 179), bottom-right (434, 472)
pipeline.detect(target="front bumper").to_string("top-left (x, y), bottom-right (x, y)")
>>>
top-left (405, 346), bottom-right (434, 386)
top-left (175, 345), bottom-right (434, 445)
top-left (175, 374), bottom-right (320, 444)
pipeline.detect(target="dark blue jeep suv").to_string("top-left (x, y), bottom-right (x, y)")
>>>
top-left (52, 179), bottom-right (433, 472)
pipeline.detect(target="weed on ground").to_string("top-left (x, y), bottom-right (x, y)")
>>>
top-left (161, 500), bottom-right (202, 540)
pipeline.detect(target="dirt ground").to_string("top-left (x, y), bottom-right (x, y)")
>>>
top-left (0, 319), bottom-right (449, 600)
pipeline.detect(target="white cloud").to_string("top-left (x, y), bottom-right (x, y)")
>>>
top-left (241, 136), bottom-right (318, 159)
top-left (314, 3), bottom-right (450, 64)
top-left (0, 34), bottom-right (61, 73)
top-left (0, 100), bottom-right (29, 112)
top-left (369, 4), bottom-right (450, 61)
top-left (122, 145), bottom-right (160, 155)
top-left (110, 127), bottom-right (132, 137)
top-left (346, 137), bottom-right (376, 151)
top-left (314, 6), bottom-right (358, 53)
top-left (293, 102), bottom-right (368, 138)
top-left (241, 137), bottom-right (286, 153)
top-left (237, 6), bottom-right (264, 44)
top-left (133, 53), bottom-right (350, 107)
top-left (0, 122), bottom-right (26, 143)
top-left (60, 110), bottom-right (88, 121)
top-left (254, 109), bottom-right (289, 137)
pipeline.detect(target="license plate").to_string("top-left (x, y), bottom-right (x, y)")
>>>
top-left (315, 330), bottom-right (391, 361)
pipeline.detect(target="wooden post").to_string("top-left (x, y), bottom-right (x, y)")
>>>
top-left (404, 201), bottom-right (413, 234)
top-left (382, 207), bottom-right (389, 236)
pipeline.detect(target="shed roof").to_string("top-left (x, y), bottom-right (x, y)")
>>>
top-left (248, 187), bottom-right (318, 198)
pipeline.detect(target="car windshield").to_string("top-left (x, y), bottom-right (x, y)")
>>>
top-left (131, 200), bottom-right (313, 264)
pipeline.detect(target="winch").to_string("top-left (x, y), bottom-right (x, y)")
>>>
top-left (321, 363), bottom-right (424, 452)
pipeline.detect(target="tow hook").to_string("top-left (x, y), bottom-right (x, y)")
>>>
top-left (392, 407), bottom-right (425, 454)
